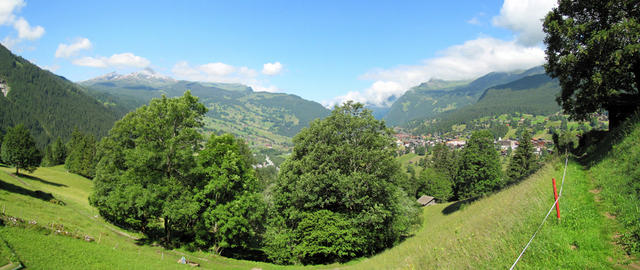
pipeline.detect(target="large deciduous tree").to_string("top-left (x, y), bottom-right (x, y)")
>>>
top-left (543, 0), bottom-right (640, 128)
top-left (456, 130), bottom-right (503, 200)
top-left (90, 91), bottom-right (264, 252)
top-left (264, 101), bottom-right (419, 265)
top-left (1, 124), bottom-right (41, 175)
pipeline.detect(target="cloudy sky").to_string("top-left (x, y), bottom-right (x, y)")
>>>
top-left (0, 0), bottom-right (556, 107)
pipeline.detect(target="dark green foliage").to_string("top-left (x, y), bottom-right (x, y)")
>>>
top-left (418, 168), bottom-right (453, 202)
top-left (265, 102), bottom-right (419, 264)
top-left (64, 130), bottom-right (97, 179)
top-left (0, 124), bottom-right (41, 175)
top-left (552, 130), bottom-right (578, 154)
top-left (543, 0), bottom-right (640, 128)
top-left (506, 130), bottom-right (538, 183)
top-left (0, 44), bottom-right (119, 148)
top-left (456, 130), bottom-right (503, 200)
top-left (90, 92), bottom-right (264, 253)
top-left (192, 134), bottom-right (265, 252)
top-left (42, 137), bottom-right (66, 167)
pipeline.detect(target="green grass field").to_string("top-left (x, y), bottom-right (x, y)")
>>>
top-left (0, 152), bottom-right (632, 269)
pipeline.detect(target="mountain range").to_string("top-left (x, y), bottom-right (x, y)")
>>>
top-left (80, 69), bottom-right (330, 150)
top-left (382, 66), bottom-right (548, 126)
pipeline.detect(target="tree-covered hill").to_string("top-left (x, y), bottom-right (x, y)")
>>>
top-left (81, 71), bottom-right (331, 149)
top-left (406, 73), bottom-right (561, 135)
top-left (383, 66), bottom-right (546, 126)
top-left (0, 45), bottom-right (119, 148)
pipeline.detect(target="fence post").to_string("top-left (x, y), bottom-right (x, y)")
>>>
top-left (552, 178), bottom-right (560, 220)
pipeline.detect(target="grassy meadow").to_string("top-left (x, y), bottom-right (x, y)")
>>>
top-left (0, 150), bottom-right (633, 269)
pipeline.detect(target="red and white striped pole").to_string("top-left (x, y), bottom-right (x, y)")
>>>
top-left (552, 178), bottom-right (560, 219)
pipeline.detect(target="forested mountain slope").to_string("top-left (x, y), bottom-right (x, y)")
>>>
top-left (0, 45), bottom-right (119, 148)
top-left (383, 66), bottom-right (546, 126)
top-left (406, 73), bottom-right (562, 134)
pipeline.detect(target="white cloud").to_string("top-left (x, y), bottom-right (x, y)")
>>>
top-left (13, 17), bottom-right (44, 40)
top-left (172, 61), bottom-right (279, 93)
top-left (55, 38), bottom-right (92, 58)
top-left (72, 56), bottom-right (107, 68)
top-left (200, 62), bottom-right (235, 76)
top-left (0, 0), bottom-right (44, 48)
top-left (492, 0), bottom-right (557, 46)
top-left (0, 0), bottom-right (23, 25)
top-left (262, 62), bottom-right (283, 75)
top-left (72, 53), bottom-right (150, 68)
top-left (325, 37), bottom-right (545, 107)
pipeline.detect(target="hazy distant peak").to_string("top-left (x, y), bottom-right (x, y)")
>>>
top-left (83, 68), bottom-right (175, 84)
top-left (126, 68), bottom-right (175, 82)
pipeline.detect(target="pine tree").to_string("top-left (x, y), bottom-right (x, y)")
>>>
top-left (506, 130), bottom-right (537, 183)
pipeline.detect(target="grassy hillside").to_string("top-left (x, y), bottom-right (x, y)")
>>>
top-left (1, 150), bottom-right (633, 269)
top-left (584, 114), bottom-right (640, 258)
top-left (0, 45), bottom-right (119, 147)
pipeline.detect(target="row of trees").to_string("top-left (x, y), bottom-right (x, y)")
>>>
top-left (410, 129), bottom-right (539, 203)
top-left (86, 95), bottom-right (419, 264)
top-left (0, 124), bottom-right (98, 178)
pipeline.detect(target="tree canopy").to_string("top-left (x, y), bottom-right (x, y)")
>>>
top-left (456, 130), bottom-right (503, 200)
top-left (264, 102), bottom-right (419, 264)
top-left (543, 0), bottom-right (640, 127)
top-left (0, 124), bottom-right (41, 175)
top-left (90, 91), bottom-right (264, 253)
top-left (65, 129), bottom-right (96, 178)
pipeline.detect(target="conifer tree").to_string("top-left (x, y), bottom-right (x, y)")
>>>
top-left (506, 130), bottom-right (537, 183)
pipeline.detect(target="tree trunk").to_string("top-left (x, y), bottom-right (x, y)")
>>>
top-left (164, 217), bottom-right (171, 244)
top-left (15, 167), bottom-right (19, 175)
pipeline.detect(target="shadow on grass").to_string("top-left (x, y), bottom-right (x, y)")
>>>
top-left (18, 173), bottom-right (67, 187)
top-left (0, 179), bottom-right (55, 202)
top-left (442, 197), bottom-right (479, 215)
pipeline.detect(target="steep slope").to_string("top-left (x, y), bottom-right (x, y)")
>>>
top-left (406, 73), bottom-right (561, 135)
top-left (0, 45), bottom-right (119, 147)
top-left (384, 66), bottom-right (545, 126)
top-left (81, 72), bottom-right (330, 149)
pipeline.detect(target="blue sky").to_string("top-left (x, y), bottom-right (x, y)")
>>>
top-left (0, 0), bottom-right (556, 107)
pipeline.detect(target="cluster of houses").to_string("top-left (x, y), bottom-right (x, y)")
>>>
top-left (393, 132), bottom-right (553, 156)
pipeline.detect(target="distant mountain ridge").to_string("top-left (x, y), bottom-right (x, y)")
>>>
top-left (80, 72), bottom-right (330, 149)
top-left (406, 72), bottom-right (561, 134)
top-left (0, 44), bottom-right (119, 148)
top-left (382, 66), bottom-right (546, 126)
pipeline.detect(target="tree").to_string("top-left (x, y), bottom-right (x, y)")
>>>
top-left (264, 102), bottom-right (419, 264)
top-left (543, 0), bottom-right (640, 128)
top-left (91, 92), bottom-right (208, 244)
top-left (456, 130), bottom-right (503, 200)
top-left (90, 92), bottom-right (264, 253)
top-left (192, 134), bottom-right (265, 253)
top-left (1, 124), bottom-right (41, 175)
top-left (42, 136), bottom-right (66, 166)
top-left (506, 130), bottom-right (537, 183)
top-left (65, 129), bottom-right (97, 178)
top-left (418, 168), bottom-right (453, 202)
